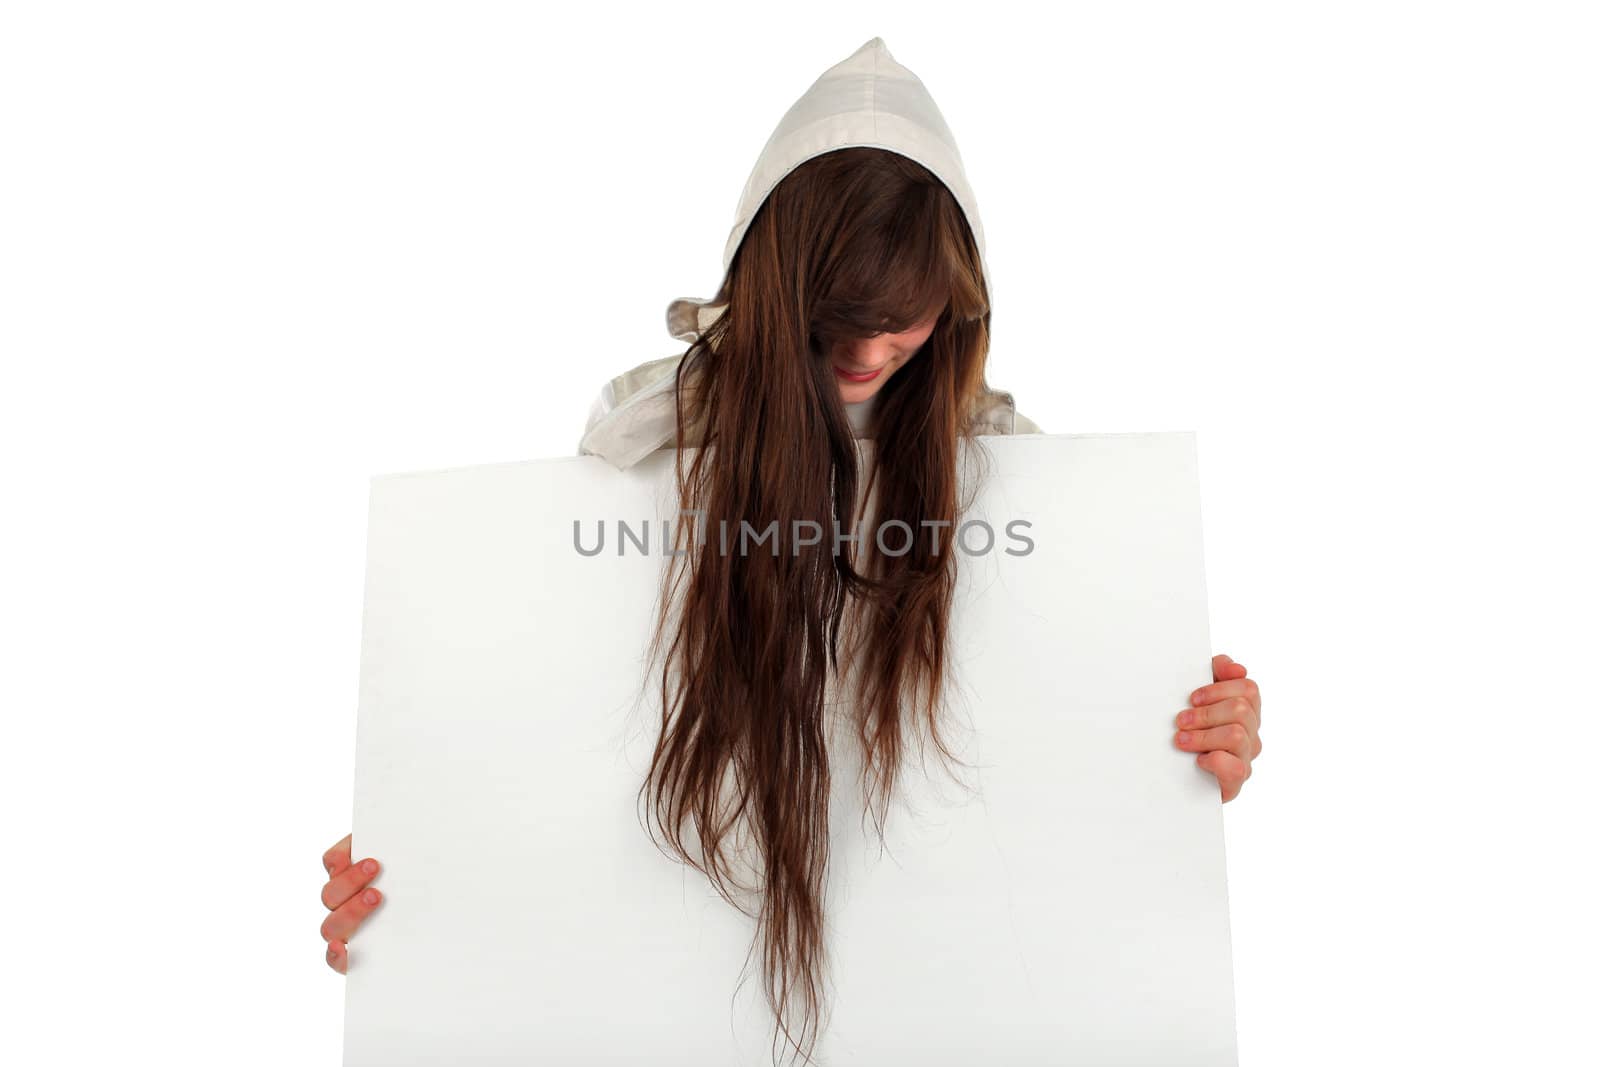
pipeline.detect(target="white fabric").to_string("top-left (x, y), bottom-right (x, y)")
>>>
top-left (664, 36), bottom-right (993, 346)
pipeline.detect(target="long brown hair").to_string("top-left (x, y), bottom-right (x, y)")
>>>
top-left (637, 147), bottom-right (996, 1065)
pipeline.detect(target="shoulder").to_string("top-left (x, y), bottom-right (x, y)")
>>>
top-left (1013, 409), bottom-right (1044, 435)
top-left (589, 353), bottom-right (685, 415)
top-left (970, 385), bottom-right (1045, 436)
top-left (578, 354), bottom-right (687, 469)
top-left (613, 353), bottom-right (686, 402)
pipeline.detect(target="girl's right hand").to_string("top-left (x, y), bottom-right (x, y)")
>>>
top-left (320, 832), bottom-right (383, 974)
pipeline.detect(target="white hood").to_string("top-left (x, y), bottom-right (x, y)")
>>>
top-left (664, 35), bottom-right (994, 345)
top-left (580, 36), bottom-right (1036, 469)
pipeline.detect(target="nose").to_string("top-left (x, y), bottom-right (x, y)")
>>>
top-left (840, 334), bottom-right (896, 369)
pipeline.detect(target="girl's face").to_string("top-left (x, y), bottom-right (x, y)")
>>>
top-left (829, 314), bottom-right (940, 404)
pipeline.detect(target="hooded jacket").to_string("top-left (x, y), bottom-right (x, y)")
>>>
top-left (578, 36), bottom-right (1042, 470)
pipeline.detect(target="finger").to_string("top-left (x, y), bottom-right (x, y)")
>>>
top-left (327, 937), bottom-right (349, 974)
top-left (1177, 694), bottom-right (1261, 737)
top-left (1211, 653), bottom-right (1246, 682)
top-left (321, 856), bottom-right (381, 911)
top-left (1196, 750), bottom-right (1251, 802)
top-left (323, 833), bottom-right (353, 878)
top-left (1188, 676), bottom-right (1260, 718)
top-left (321, 884), bottom-right (384, 945)
top-left (1173, 721), bottom-right (1253, 764)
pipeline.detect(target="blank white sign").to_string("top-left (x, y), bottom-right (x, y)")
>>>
top-left (342, 432), bottom-right (1237, 1065)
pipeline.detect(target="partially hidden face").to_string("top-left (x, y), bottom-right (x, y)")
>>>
top-left (829, 315), bottom-right (940, 404)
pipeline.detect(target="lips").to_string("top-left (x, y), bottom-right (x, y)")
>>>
top-left (832, 362), bottom-right (883, 383)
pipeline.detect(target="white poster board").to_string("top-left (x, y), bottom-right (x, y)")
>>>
top-left (342, 433), bottom-right (1237, 1065)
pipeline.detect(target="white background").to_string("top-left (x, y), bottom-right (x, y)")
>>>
top-left (2, 2), bottom-right (1594, 1064)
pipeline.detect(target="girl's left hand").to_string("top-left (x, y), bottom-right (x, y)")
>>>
top-left (1173, 653), bottom-right (1262, 802)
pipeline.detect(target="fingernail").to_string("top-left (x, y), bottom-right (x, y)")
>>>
top-left (1178, 711), bottom-right (1194, 728)
top-left (1176, 731), bottom-right (1192, 745)
top-left (361, 859), bottom-right (378, 875)
top-left (363, 889), bottom-right (381, 906)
